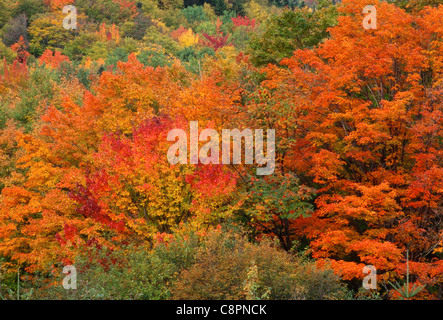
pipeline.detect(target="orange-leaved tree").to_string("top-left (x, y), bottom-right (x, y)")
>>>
top-left (0, 54), bottom-right (238, 272)
top-left (259, 0), bottom-right (443, 296)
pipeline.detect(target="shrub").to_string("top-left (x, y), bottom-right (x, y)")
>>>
top-left (33, 244), bottom-right (176, 300)
top-left (33, 230), bottom-right (200, 300)
top-left (171, 227), bottom-right (350, 299)
top-left (31, 225), bottom-right (349, 300)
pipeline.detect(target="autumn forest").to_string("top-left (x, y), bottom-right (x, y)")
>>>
top-left (0, 0), bottom-right (442, 300)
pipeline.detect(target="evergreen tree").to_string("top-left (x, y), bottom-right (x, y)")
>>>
top-left (232, 0), bottom-right (246, 16)
top-left (214, 0), bottom-right (227, 15)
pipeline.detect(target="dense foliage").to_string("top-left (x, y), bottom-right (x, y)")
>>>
top-left (0, 0), bottom-right (442, 300)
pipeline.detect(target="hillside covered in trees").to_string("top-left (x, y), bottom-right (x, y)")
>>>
top-left (0, 0), bottom-right (442, 300)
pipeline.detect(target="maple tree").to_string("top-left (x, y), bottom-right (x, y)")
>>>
top-left (255, 0), bottom-right (443, 294)
top-left (0, 55), bottom-right (29, 91)
top-left (0, 54), bottom-right (238, 271)
top-left (38, 49), bottom-right (70, 69)
top-left (10, 36), bottom-right (30, 63)
top-left (177, 28), bottom-right (200, 48)
top-left (201, 18), bottom-right (231, 51)
top-left (231, 15), bottom-right (256, 29)
top-left (43, 0), bottom-right (74, 11)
